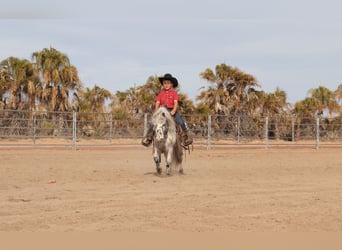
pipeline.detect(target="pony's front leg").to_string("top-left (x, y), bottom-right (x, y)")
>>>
top-left (153, 147), bottom-right (162, 174)
top-left (165, 148), bottom-right (173, 175)
top-left (178, 165), bottom-right (184, 174)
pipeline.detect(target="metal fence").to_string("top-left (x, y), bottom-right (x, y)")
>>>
top-left (1, 109), bottom-right (342, 149)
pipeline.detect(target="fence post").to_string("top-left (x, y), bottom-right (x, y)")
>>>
top-left (237, 115), bottom-right (241, 144)
top-left (109, 112), bottom-right (113, 144)
top-left (33, 110), bottom-right (37, 145)
top-left (291, 116), bottom-right (295, 143)
top-left (265, 116), bottom-right (269, 148)
top-left (144, 113), bottom-right (148, 136)
top-left (316, 117), bottom-right (320, 149)
top-left (207, 114), bottom-right (211, 150)
top-left (72, 111), bottom-right (76, 151)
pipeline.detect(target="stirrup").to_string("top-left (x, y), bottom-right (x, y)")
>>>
top-left (181, 135), bottom-right (193, 147)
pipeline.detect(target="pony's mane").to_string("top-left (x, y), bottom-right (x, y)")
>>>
top-left (151, 107), bottom-right (176, 135)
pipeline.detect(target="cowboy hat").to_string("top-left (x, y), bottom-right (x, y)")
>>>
top-left (158, 73), bottom-right (178, 88)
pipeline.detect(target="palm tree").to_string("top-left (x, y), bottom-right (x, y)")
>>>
top-left (0, 65), bottom-right (11, 109)
top-left (80, 85), bottom-right (112, 113)
top-left (333, 84), bottom-right (342, 115)
top-left (293, 97), bottom-right (323, 140)
top-left (309, 86), bottom-right (338, 118)
top-left (0, 57), bottom-right (39, 110)
top-left (178, 92), bottom-right (195, 115)
top-left (198, 67), bottom-right (228, 114)
top-left (334, 84), bottom-right (342, 100)
top-left (242, 88), bottom-right (264, 116)
top-left (198, 63), bottom-right (261, 116)
top-left (224, 66), bottom-right (260, 115)
top-left (79, 85), bottom-right (112, 113)
top-left (294, 98), bottom-right (316, 118)
top-left (260, 88), bottom-right (289, 140)
top-left (196, 85), bottom-right (228, 114)
top-left (112, 87), bottom-right (139, 114)
top-left (198, 64), bottom-right (261, 137)
top-left (31, 47), bottom-right (81, 112)
top-left (260, 88), bottom-right (288, 116)
top-left (76, 85), bottom-right (112, 135)
top-left (136, 75), bottom-right (162, 113)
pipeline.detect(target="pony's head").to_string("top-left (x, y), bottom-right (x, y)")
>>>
top-left (151, 107), bottom-right (176, 142)
top-left (155, 120), bottom-right (168, 141)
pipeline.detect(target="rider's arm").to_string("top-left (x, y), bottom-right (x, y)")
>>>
top-left (170, 100), bottom-right (178, 116)
top-left (155, 101), bottom-right (160, 111)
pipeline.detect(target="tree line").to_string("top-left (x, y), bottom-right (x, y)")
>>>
top-left (1, 47), bottom-right (342, 121)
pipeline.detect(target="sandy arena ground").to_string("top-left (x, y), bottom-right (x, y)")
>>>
top-left (1, 146), bottom-right (342, 232)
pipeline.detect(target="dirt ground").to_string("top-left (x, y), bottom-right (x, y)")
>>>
top-left (1, 146), bottom-right (342, 232)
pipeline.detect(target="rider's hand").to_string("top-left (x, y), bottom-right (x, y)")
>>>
top-left (170, 110), bottom-right (176, 116)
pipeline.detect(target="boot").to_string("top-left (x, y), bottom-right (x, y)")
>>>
top-left (141, 130), bottom-right (154, 147)
top-left (181, 131), bottom-right (193, 147)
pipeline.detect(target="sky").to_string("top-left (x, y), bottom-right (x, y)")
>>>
top-left (1, 0), bottom-right (342, 105)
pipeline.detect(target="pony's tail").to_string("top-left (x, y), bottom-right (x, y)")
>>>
top-left (173, 135), bottom-right (184, 166)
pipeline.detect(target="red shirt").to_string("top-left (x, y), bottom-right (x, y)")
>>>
top-left (156, 89), bottom-right (178, 109)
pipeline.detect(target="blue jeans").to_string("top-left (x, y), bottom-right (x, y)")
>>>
top-left (173, 112), bottom-right (187, 132)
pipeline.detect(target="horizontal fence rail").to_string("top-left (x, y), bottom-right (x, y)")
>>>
top-left (1, 109), bottom-right (342, 149)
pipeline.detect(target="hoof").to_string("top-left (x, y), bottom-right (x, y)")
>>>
top-left (156, 167), bottom-right (162, 174)
top-left (166, 166), bottom-right (171, 175)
